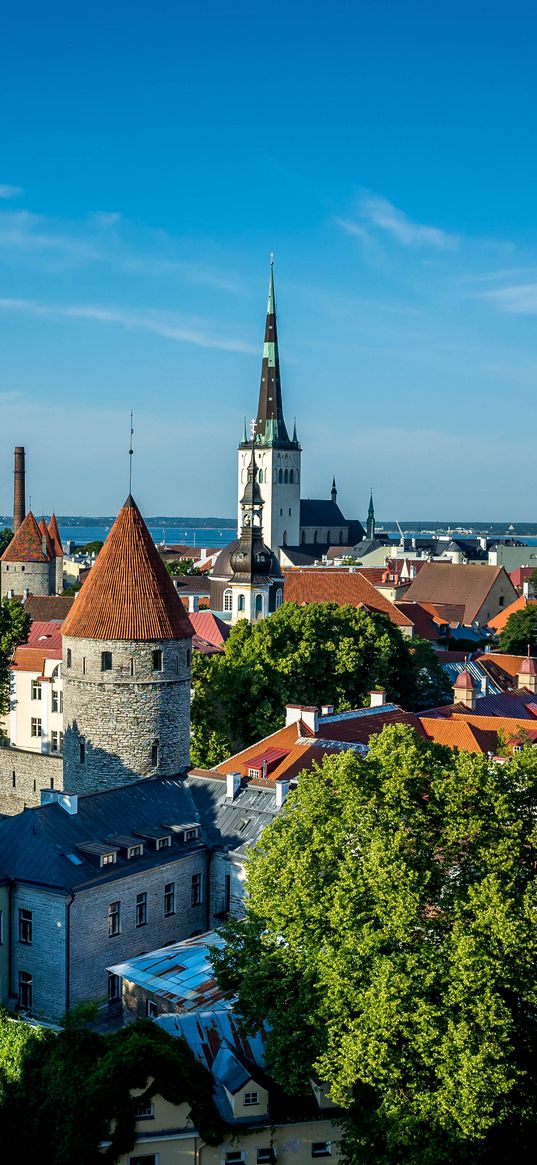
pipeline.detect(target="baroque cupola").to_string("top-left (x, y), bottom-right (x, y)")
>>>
top-left (230, 442), bottom-right (274, 582)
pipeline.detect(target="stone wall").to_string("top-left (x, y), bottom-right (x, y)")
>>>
top-left (209, 850), bottom-right (246, 925)
top-left (0, 558), bottom-right (55, 598)
top-left (62, 635), bottom-right (192, 794)
top-left (10, 885), bottom-right (68, 1020)
top-left (0, 745), bottom-right (63, 815)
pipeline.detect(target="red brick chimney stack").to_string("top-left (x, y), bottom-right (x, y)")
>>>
top-left (13, 446), bottom-right (26, 533)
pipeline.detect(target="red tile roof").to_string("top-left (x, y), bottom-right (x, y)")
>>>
top-left (488, 596), bottom-right (537, 633)
top-left (395, 601), bottom-right (447, 640)
top-left (283, 568), bottom-right (413, 628)
top-left (403, 562), bottom-right (517, 624)
top-left (419, 717), bottom-right (498, 754)
top-left (61, 495), bottom-right (193, 641)
top-left (1, 511), bottom-right (51, 563)
top-left (24, 595), bottom-right (74, 621)
top-left (47, 514), bottom-right (63, 557)
top-left (38, 518), bottom-right (56, 560)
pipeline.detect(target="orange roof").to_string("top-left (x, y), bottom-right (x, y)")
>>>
top-left (403, 562), bottom-right (517, 624)
top-left (216, 722), bottom-right (305, 781)
top-left (1, 511), bottom-right (50, 563)
top-left (11, 648), bottom-right (50, 674)
top-left (395, 601), bottom-right (446, 640)
top-left (47, 513), bottom-right (63, 556)
top-left (419, 717), bottom-right (497, 754)
top-left (488, 596), bottom-right (537, 633)
top-left (478, 653), bottom-right (527, 678)
top-left (283, 569), bottom-right (413, 628)
top-left (61, 495), bottom-right (193, 641)
top-left (38, 517), bottom-right (56, 560)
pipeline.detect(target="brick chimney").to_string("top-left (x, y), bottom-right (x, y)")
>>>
top-left (13, 446), bottom-right (26, 533)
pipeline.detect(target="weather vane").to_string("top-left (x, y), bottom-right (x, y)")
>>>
top-left (250, 417), bottom-right (257, 440)
top-left (129, 410), bottom-right (134, 494)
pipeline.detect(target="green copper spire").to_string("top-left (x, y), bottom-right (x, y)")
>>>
top-left (252, 257), bottom-right (294, 448)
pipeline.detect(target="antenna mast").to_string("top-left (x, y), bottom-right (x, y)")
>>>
top-left (129, 411), bottom-right (134, 494)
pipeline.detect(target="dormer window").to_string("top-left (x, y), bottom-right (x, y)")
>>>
top-left (243, 1090), bottom-right (259, 1106)
top-left (100, 852), bottom-right (117, 868)
top-left (156, 836), bottom-right (171, 850)
top-left (128, 844), bottom-right (143, 859)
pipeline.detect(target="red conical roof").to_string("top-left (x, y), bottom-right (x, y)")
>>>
top-left (61, 495), bottom-right (193, 641)
top-left (519, 648), bottom-right (537, 676)
top-left (1, 511), bottom-right (49, 563)
top-left (38, 518), bottom-right (55, 560)
top-left (454, 668), bottom-right (475, 690)
top-left (47, 513), bottom-right (63, 557)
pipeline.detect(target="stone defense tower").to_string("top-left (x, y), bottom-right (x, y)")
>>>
top-left (13, 446), bottom-right (26, 533)
top-left (229, 441), bottom-right (282, 624)
top-left (61, 494), bottom-right (193, 794)
top-left (237, 259), bottom-right (301, 556)
top-left (0, 510), bottom-right (56, 598)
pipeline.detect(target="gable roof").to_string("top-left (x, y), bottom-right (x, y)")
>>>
top-left (189, 610), bottom-right (230, 647)
top-left (282, 568), bottom-right (413, 628)
top-left (300, 498), bottom-right (346, 527)
top-left (488, 596), bottom-right (537, 633)
top-left (24, 595), bottom-right (74, 622)
top-left (61, 495), bottom-right (193, 641)
top-left (403, 562), bottom-right (516, 624)
top-left (395, 601), bottom-right (448, 640)
top-left (1, 511), bottom-right (51, 563)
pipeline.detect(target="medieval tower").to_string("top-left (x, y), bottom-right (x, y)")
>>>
top-left (61, 494), bottom-right (193, 794)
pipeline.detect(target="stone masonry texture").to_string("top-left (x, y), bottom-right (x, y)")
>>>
top-left (62, 635), bottom-right (191, 794)
top-left (0, 747), bottom-right (63, 815)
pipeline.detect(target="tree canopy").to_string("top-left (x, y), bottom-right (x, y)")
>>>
top-left (0, 528), bottom-right (13, 557)
top-left (0, 598), bottom-right (30, 724)
top-left (190, 603), bottom-right (451, 766)
top-left (0, 1007), bottom-right (225, 1164)
top-left (214, 727), bottom-right (537, 1164)
top-left (499, 603), bottom-right (537, 655)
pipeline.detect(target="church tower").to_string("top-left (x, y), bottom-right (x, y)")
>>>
top-left (61, 495), bottom-right (193, 794)
top-left (230, 441), bottom-right (281, 624)
top-left (366, 491), bottom-right (376, 540)
top-left (238, 259), bottom-right (301, 555)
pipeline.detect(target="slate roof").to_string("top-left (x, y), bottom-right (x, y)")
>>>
top-left (108, 931), bottom-right (228, 1011)
top-left (0, 776), bottom-right (204, 892)
top-left (186, 773), bottom-right (281, 855)
top-left (1, 511), bottom-right (51, 563)
top-left (282, 568), bottom-right (413, 628)
top-left (300, 499), bottom-right (347, 527)
top-left (403, 562), bottom-right (517, 625)
top-left (62, 495), bottom-right (193, 641)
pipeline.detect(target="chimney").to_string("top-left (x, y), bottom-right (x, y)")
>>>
top-left (226, 772), bottom-right (241, 800)
top-left (320, 704), bottom-right (334, 717)
top-left (58, 793), bottom-right (78, 815)
top-left (285, 705), bottom-right (319, 733)
top-left (188, 595), bottom-right (200, 613)
top-left (275, 779), bottom-right (290, 808)
top-left (13, 446), bottom-right (26, 533)
top-left (370, 689), bottom-right (386, 708)
top-left (23, 587), bottom-right (30, 600)
top-left (522, 579), bottom-right (535, 600)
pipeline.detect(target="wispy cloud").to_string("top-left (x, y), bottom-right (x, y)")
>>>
top-left (339, 192), bottom-right (459, 251)
top-left (0, 296), bottom-right (256, 353)
top-left (0, 184), bottom-right (22, 199)
top-left (480, 283), bottom-right (537, 314)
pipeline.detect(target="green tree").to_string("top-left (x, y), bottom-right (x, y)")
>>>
top-left (214, 727), bottom-right (537, 1163)
top-left (407, 636), bottom-right (453, 710)
top-left (499, 603), bottom-right (537, 654)
top-left (164, 557), bottom-right (201, 576)
top-left (0, 1009), bottom-right (225, 1164)
top-left (190, 603), bottom-right (450, 765)
top-left (0, 528), bottom-right (13, 557)
top-left (0, 598), bottom-right (30, 724)
top-left (79, 540), bottom-right (104, 556)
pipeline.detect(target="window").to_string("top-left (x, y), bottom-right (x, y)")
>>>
top-left (224, 588), bottom-right (232, 612)
top-left (31, 680), bottom-right (41, 701)
top-left (108, 901), bottom-right (121, 937)
top-left (156, 836), bottom-right (171, 850)
top-left (283, 531), bottom-right (287, 546)
top-left (146, 999), bottom-right (158, 1018)
top-left (51, 688), bottom-right (59, 713)
top-left (164, 882), bottom-right (175, 916)
top-left (244, 1090), bottom-right (259, 1106)
top-left (499, 596), bottom-right (505, 607)
top-left (66, 648), bottom-right (72, 667)
top-left (186, 648), bottom-right (191, 668)
top-left (31, 717), bottom-right (42, 738)
top-left (128, 845), bottom-right (143, 859)
top-left (289, 468), bottom-right (294, 483)
top-left (101, 852), bottom-right (117, 868)
top-left (18, 971), bottom-right (32, 1011)
top-left (79, 740), bottom-right (86, 764)
top-left (151, 741), bottom-right (159, 767)
top-left (108, 972), bottom-right (120, 1003)
top-left (257, 1150), bottom-right (275, 1163)
top-left (152, 649), bottom-right (163, 671)
top-left (184, 827), bottom-right (198, 841)
top-left (280, 507), bottom-right (283, 516)
top-left (129, 1156), bottom-right (158, 1165)
top-left (278, 469), bottom-right (283, 483)
top-left (238, 594), bottom-right (245, 612)
top-left (12, 771), bottom-right (16, 788)
top-left (60, 731), bottom-right (64, 751)
top-left (101, 651), bottom-right (112, 671)
top-left (129, 657), bottom-right (135, 676)
top-left (311, 1145), bottom-right (332, 1158)
top-left (136, 892), bottom-right (147, 927)
top-left (225, 1153), bottom-right (245, 1164)
top-left (134, 1099), bottom-right (155, 1120)
top-left (275, 588), bottom-right (283, 609)
top-left (51, 730), bottom-right (60, 753)
top-left (82, 656), bottom-right (87, 675)
top-left (255, 594), bottom-right (264, 618)
top-left (191, 873), bottom-right (203, 907)
top-left (50, 777), bottom-right (55, 790)
top-left (18, 908), bottom-right (32, 945)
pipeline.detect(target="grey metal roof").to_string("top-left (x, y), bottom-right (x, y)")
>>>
top-left (108, 931), bottom-right (229, 1011)
top-left (300, 499), bottom-right (346, 526)
top-left (186, 774), bottom-right (279, 856)
top-left (0, 776), bottom-right (204, 892)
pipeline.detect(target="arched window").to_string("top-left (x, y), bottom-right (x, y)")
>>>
top-left (314, 530), bottom-right (318, 544)
top-left (339, 531), bottom-right (344, 544)
top-left (283, 530), bottom-right (288, 545)
top-left (284, 469), bottom-right (289, 484)
top-left (295, 470), bottom-right (299, 484)
top-left (238, 594), bottom-right (245, 612)
top-left (223, 588), bottom-right (232, 612)
top-left (327, 531), bottom-right (331, 544)
top-left (278, 469), bottom-right (283, 483)
top-left (275, 588), bottom-right (283, 609)
top-left (258, 469), bottom-right (264, 483)
top-left (289, 468), bottom-right (294, 483)
top-left (255, 594), bottom-right (264, 618)
top-left (151, 740), bottom-right (159, 767)
top-left (301, 530), bottom-right (306, 544)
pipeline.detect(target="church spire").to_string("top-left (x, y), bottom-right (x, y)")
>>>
top-left (366, 490), bottom-right (375, 540)
top-left (254, 257), bottom-right (292, 447)
top-left (331, 477), bottom-right (337, 504)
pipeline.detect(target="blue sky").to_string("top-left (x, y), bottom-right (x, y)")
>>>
top-left (1, 1), bottom-right (537, 520)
